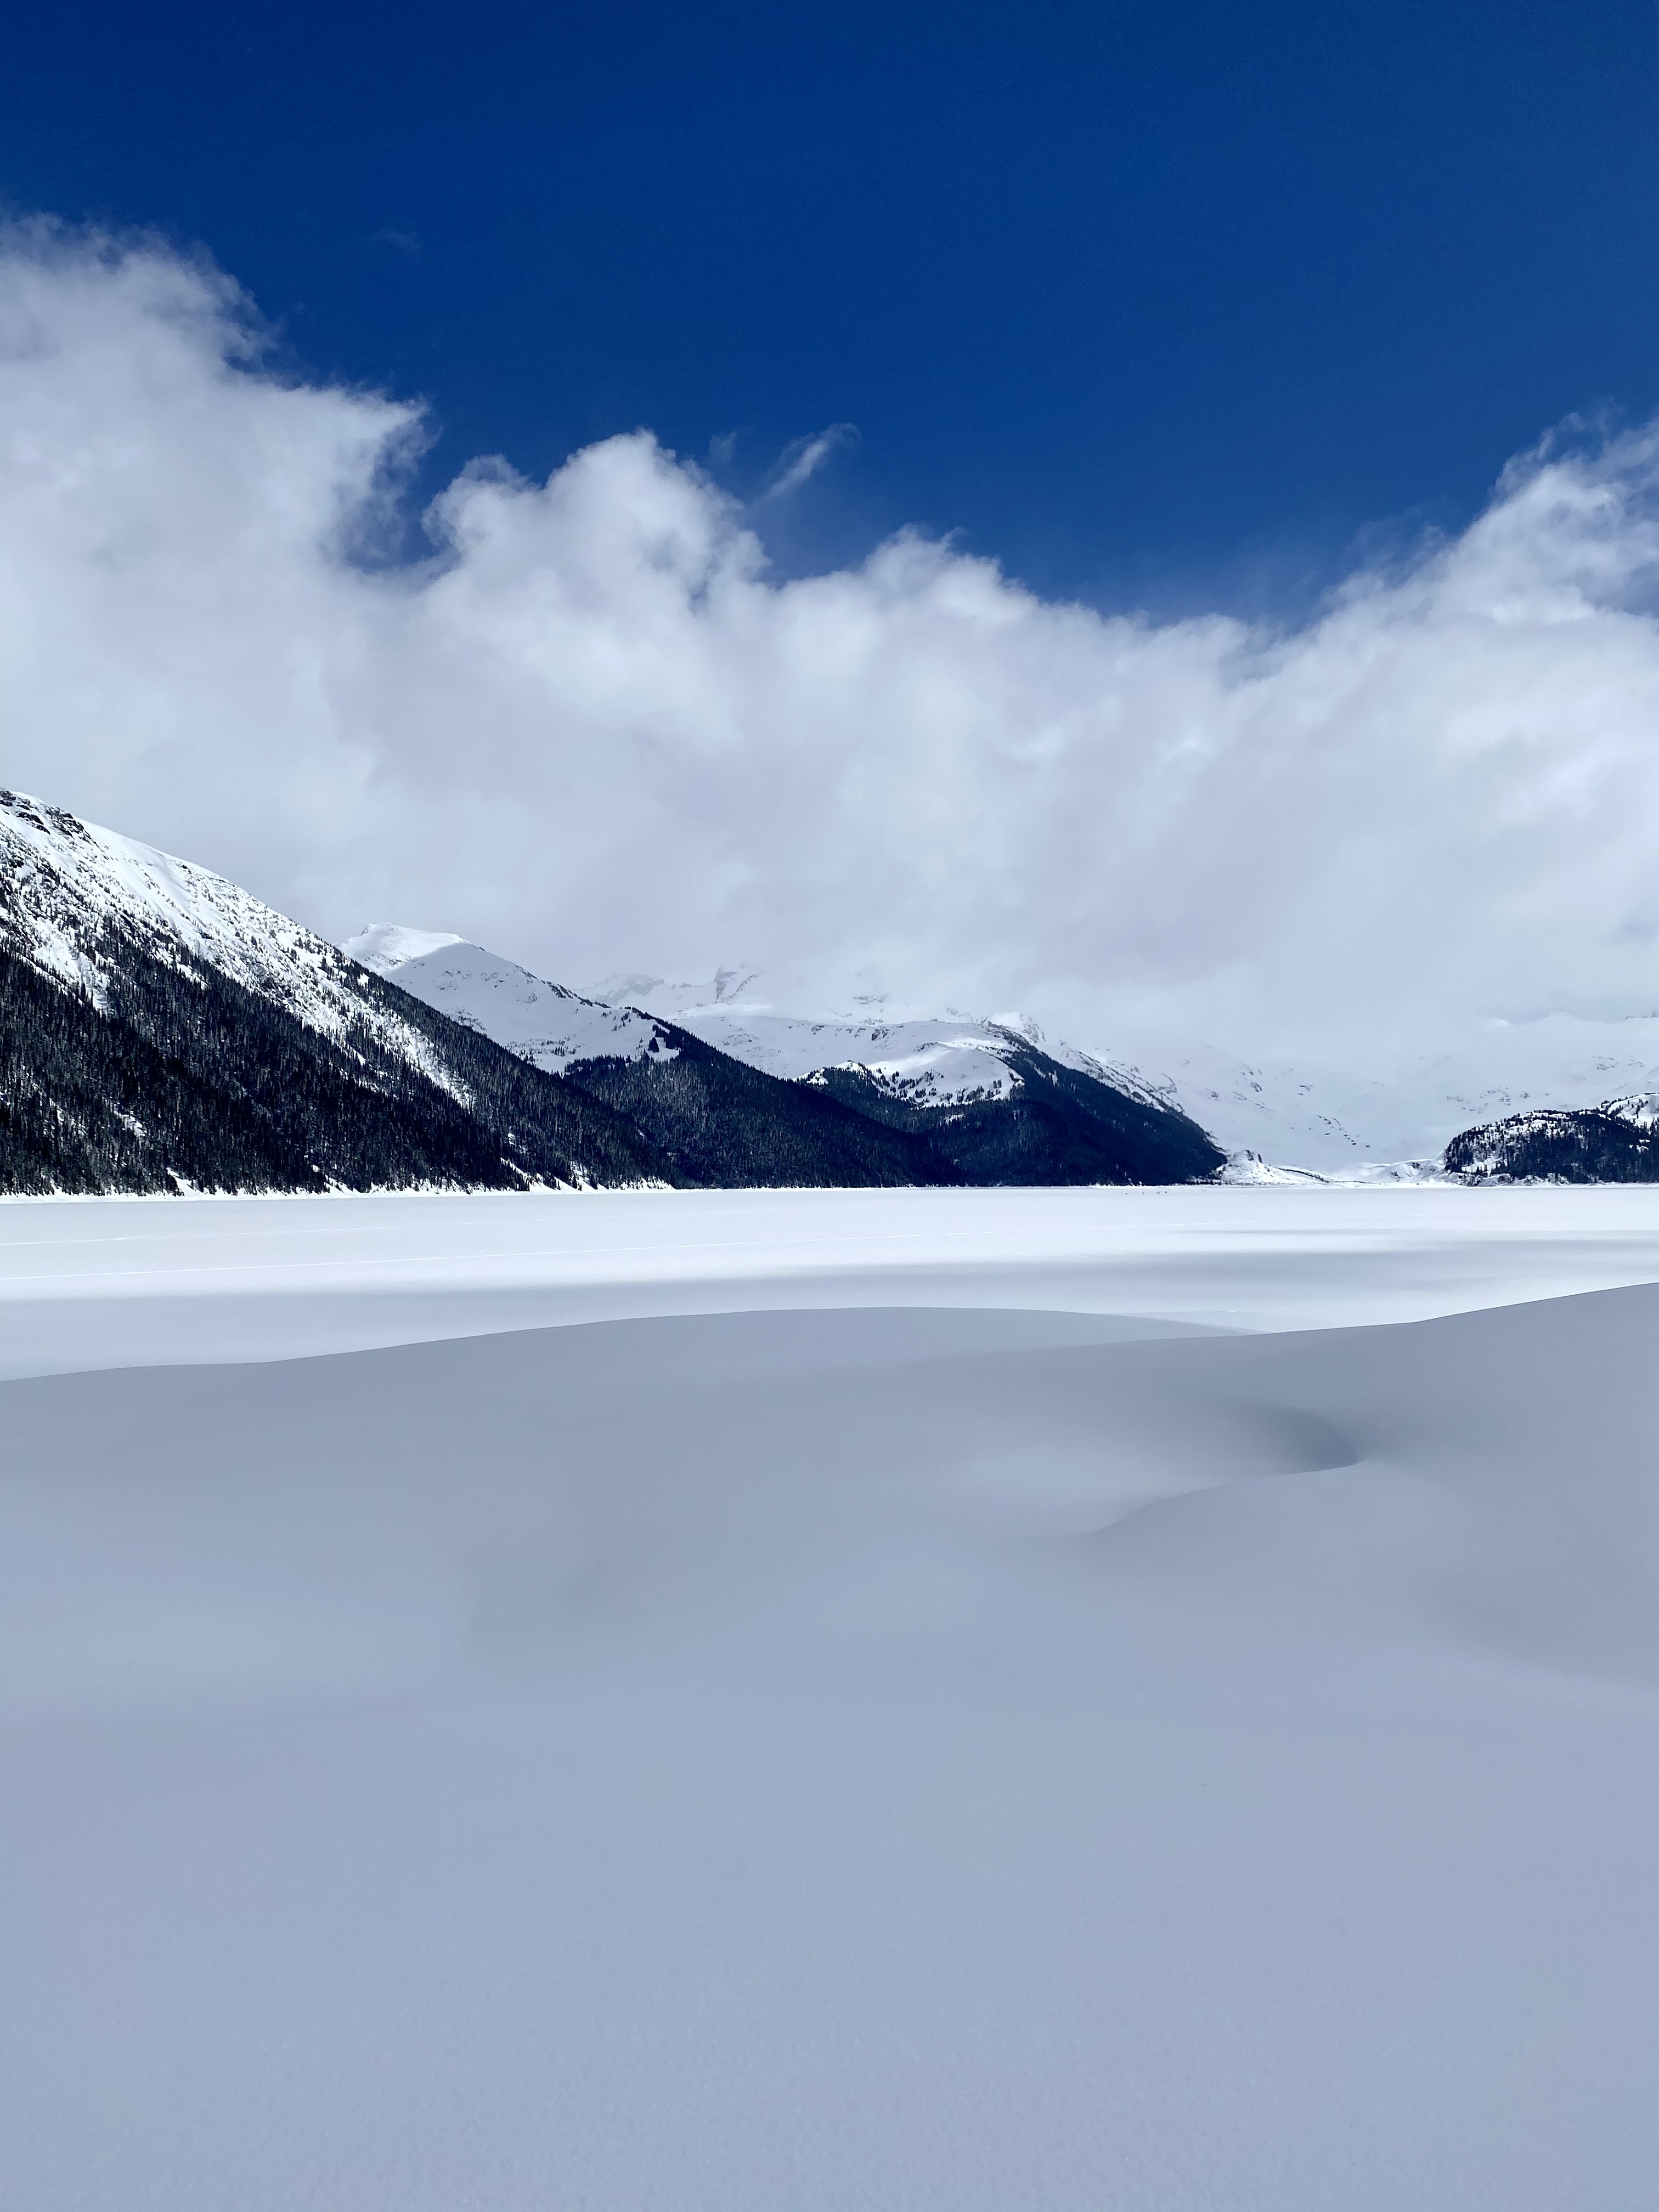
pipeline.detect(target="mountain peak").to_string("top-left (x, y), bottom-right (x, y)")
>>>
top-left (343, 924), bottom-right (466, 973)
top-left (343, 930), bottom-right (671, 1075)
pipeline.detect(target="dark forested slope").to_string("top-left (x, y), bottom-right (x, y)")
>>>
top-left (0, 928), bottom-right (672, 1195)
top-left (809, 1037), bottom-right (1227, 1186)
top-left (562, 1024), bottom-right (961, 1188)
top-left (1444, 1100), bottom-right (1659, 1184)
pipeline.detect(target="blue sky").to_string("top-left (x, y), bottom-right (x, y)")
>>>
top-left (8, 0), bottom-right (1658, 605)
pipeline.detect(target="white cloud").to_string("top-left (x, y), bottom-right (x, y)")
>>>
top-left (764, 421), bottom-right (859, 498)
top-left (5, 224), bottom-right (1659, 1079)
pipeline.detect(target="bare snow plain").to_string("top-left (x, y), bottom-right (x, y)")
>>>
top-left (4, 1186), bottom-right (1659, 2211)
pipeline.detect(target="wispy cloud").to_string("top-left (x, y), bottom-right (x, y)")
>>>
top-left (370, 225), bottom-right (422, 262)
top-left (764, 422), bottom-right (859, 499)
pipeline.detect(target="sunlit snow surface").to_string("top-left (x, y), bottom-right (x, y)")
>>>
top-left (5, 1186), bottom-right (1659, 2211)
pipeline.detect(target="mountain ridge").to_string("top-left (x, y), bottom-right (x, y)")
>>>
top-left (358, 933), bottom-right (1227, 1187)
top-left (4, 793), bottom-right (1224, 1193)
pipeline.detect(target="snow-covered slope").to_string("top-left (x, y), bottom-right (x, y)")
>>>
top-left (345, 929), bottom-right (672, 1074)
top-left (11, 1230), bottom-right (1659, 2209)
top-left (577, 970), bottom-right (1442, 1173)
top-left (1, 790), bottom-right (466, 1096)
top-left (340, 938), bottom-right (1659, 1179)
top-left (0, 792), bottom-right (676, 1195)
top-left (585, 966), bottom-right (1175, 1110)
top-left (14, 786), bottom-right (1651, 1182)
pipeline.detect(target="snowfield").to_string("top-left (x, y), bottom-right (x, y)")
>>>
top-left (5, 1186), bottom-right (1659, 2210)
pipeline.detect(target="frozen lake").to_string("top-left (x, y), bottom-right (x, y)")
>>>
top-left (4, 1187), bottom-right (1659, 2208)
top-left (10, 1181), bottom-right (1659, 1374)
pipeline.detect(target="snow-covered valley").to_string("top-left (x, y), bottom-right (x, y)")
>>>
top-left (5, 1186), bottom-right (1659, 2210)
top-left (1137, 1012), bottom-right (1659, 1173)
top-left (7, 800), bottom-right (1659, 2204)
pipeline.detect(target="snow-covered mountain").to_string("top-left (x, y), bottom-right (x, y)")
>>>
top-left (631, 978), bottom-right (1659, 1178)
top-left (345, 927), bottom-right (672, 1074)
top-left (343, 927), bottom-right (983, 1187)
top-left (365, 940), bottom-right (1225, 1186)
top-left (0, 791), bottom-right (672, 1195)
top-left (2, 791), bottom-right (444, 1074)
top-left (5, 795), bottom-right (1209, 1198)
top-left (584, 966), bottom-right (1175, 1108)
top-left (1444, 1090), bottom-right (1659, 1182)
top-left (13, 787), bottom-right (1652, 1189)
top-left (1, 797), bottom-right (989, 1197)
top-left (576, 964), bottom-right (1659, 1177)
top-left (579, 967), bottom-right (1456, 1175)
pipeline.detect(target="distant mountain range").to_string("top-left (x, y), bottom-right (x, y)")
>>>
top-left (365, 949), bottom-right (1659, 1183)
top-left (6, 786), bottom-right (1657, 1195)
top-left (1, 792), bottom-right (1223, 1197)
top-left (1078, 1022), bottom-right (1659, 1175)
top-left (560, 964), bottom-right (1659, 1178)
top-left (343, 930), bottom-right (1225, 1190)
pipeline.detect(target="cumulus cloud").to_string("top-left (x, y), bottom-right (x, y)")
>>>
top-left (4, 222), bottom-right (1659, 1067)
